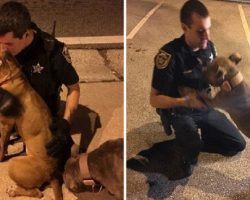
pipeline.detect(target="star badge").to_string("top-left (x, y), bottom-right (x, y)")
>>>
top-left (32, 63), bottom-right (44, 74)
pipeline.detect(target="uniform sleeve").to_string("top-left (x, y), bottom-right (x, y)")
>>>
top-left (51, 44), bottom-right (79, 86)
top-left (151, 49), bottom-right (176, 94)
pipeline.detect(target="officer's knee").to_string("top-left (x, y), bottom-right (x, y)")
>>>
top-left (236, 137), bottom-right (246, 152)
top-left (224, 137), bottom-right (246, 156)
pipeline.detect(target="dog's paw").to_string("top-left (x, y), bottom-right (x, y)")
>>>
top-left (6, 186), bottom-right (16, 197)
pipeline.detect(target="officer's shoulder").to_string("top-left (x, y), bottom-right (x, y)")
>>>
top-left (154, 38), bottom-right (182, 69)
top-left (161, 38), bottom-right (183, 54)
top-left (154, 44), bottom-right (174, 70)
top-left (38, 31), bottom-right (56, 52)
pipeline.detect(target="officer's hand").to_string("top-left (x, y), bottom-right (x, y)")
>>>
top-left (46, 117), bottom-right (72, 158)
top-left (185, 95), bottom-right (207, 109)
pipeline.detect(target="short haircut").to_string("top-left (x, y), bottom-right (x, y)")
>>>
top-left (0, 88), bottom-right (22, 118)
top-left (0, 1), bottom-right (31, 38)
top-left (180, 0), bottom-right (209, 27)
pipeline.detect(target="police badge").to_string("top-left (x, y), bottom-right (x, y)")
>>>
top-left (155, 50), bottom-right (172, 69)
top-left (62, 46), bottom-right (72, 64)
top-left (32, 62), bottom-right (44, 74)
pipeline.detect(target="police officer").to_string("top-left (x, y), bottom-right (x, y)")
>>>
top-left (0, 2), bottom-right (80, 160)
top-left (150, 0), bottom-right (246, 179)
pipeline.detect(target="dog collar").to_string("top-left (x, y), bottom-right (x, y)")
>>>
top-left (229, 71), bottom-right (243, 89)
top-left (79, 153), bottom-right (103, 192)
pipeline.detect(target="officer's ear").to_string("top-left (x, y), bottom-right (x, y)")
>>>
top-left (181, 23), bottom-right (188, 32)
top-left (22, 30), bottom-right (30, 39)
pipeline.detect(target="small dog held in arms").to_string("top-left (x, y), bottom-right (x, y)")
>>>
top-left (179, 52), bottom-right (250, 138)
top-left (0, 49), bottom-right (63, 199)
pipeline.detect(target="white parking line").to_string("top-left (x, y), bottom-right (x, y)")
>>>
top-left (238, 4), bottom-right (250, 48)
top-left (127, 0), bottom-right (165, 40)
top-left (57, 35), bottom-right (124, 45)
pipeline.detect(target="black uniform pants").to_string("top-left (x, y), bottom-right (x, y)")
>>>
top-left (159, 108), bottom-right (246, 163)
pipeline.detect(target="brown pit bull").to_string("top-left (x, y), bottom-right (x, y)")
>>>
top-left (63, 138), bottom-right (124, 200)
top-left (0, 50), bottom-right (63, 199)
top-left (179, 53), bottom-right (250, 138)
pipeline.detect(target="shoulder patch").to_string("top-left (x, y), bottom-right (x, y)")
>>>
top-left (62, 45), bottom-right (72, 64)
top-left (154, 50), bottom-right (172, 69)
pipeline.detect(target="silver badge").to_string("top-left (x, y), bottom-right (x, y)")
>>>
top-left (32, 63), bottom-right (44, 74)
top-left (62, 46), bottom-right (72, 64)
top-left (155, 50), bottom-right (172, 69)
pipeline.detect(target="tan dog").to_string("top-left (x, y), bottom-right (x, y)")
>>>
top-left (179, 53), bottom-right (250, 138)
top-left (0, 50), bottom-right (63, 199)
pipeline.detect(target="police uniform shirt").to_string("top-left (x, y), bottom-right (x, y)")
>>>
top-left (15, 23), bottom-right (79, 115)
top-left (152, 35), bottom-right (217, 98)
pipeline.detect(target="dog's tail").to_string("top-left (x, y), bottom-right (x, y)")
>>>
top-left (51, 178), bottom-right (63, 200)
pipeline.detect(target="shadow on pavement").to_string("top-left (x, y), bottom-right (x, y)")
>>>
top-left (127, 139), bottom-right (190, 199)
top-left (60, 101), bottom-right (101, 152)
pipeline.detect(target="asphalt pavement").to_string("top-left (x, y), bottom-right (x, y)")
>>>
top-left (1, 0), bottom-right (123, 37)
top-left (127, 0), bottom-right (250, 199)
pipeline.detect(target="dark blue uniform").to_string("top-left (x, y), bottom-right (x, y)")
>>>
top-left (15, 23), bottom-right (79, 116)
top-left (152, 35), bottom-right (246, 165)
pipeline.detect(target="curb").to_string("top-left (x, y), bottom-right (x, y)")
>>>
top-left (217, 0), bottom-right (250, 4)
top-left (57, 36), bottom-right (124, 49)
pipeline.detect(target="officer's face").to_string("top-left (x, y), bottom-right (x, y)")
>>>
top-left (183, 13), bottom-right (211, 50)
top-left (0, 32), bottom-right (28, 56)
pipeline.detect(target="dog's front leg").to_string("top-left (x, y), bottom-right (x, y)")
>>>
top-left (0, 122), bottom-right (14, 161)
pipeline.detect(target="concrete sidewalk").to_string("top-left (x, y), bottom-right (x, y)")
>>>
top-left (0, 48), bottom-right (124, 200)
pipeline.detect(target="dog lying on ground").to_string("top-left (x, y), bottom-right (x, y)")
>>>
top-left (0, 50), bottom-right (63, 199)
top-left (63, 138), bottom-right (124, 200)
top-left (179, 52), bottom-right (250, 138)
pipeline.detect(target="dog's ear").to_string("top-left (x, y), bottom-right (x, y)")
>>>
top-left (229, 52), bottom-right (242, 65)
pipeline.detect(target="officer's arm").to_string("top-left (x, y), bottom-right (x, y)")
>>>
top-left (150, 87), bottom-right (207, 109)
top-left (150, 87), bottom-right (186, 109)
top-left (63, 82), bottom-right (80, 123)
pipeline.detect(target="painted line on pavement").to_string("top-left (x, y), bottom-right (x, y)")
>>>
top-left (238, 4), bottom-right (250, 48)
top-left (56, 35), bottom-right (124, 45)
top-left (127, 0), bottom-right (165, 40)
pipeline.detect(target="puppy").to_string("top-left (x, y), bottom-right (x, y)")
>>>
top-left (0, 50), bottom-right (63, 199)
